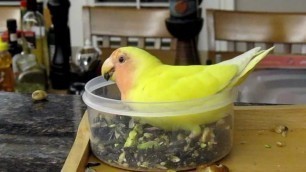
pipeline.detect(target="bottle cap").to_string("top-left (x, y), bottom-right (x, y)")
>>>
top-left (27, 0), bottom-right (37, 11)
top-left (0, 37), bottom-right (8, 51)
top-left (20, 0), bottom-right (27, 7)
top-left (6, 19), bottom-right (17, 31)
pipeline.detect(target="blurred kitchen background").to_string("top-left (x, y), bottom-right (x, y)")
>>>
top-left (0, 0), bottom-right (304, 60)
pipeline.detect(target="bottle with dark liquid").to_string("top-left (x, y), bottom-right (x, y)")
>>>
top-left (6, 19), bottom-right (23, 57)
top-left (37, 0), bottom-right (44, 15)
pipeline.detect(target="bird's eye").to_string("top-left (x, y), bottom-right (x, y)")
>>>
top-left (118, 56), bottom-right (125, 63)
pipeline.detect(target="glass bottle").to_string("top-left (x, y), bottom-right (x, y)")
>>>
top-left (69, 39), bottom-right (101, 95)
top-left (0, 37), bottom-right (14, 92)
top-left (37, 0), bottom-right (44, 15)
top-left (20, 0), bottom-right (27, 29)
top-left (22, 0), bottom-right (49, 75)
top-left (20, 0), bottom-right (30, 54)
top-left (74, 39), bottom-right (101, 74)
top-left (7, 19), bottom-right (23, 57)
top-left (47, 24), bottom-right (55, 62)
top-left (13, 52), bottom-right (47, 93)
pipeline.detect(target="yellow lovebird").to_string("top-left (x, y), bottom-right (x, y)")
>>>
top-left (101, 46), bottom-right (273, 136)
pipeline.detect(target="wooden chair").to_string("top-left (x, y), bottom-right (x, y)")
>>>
top-left (206, 9), bottom-right (306, 64)
top-left (82, 6), bottom-right (177, 64)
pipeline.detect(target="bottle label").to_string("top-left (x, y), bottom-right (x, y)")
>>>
top-left (24, 31), bottom-right (36, 48)
top-left (9, 33), bottom-right (17, 42)
top-left (49, 45), bottom-right (55, 61)
top-left (170, 0), bottom-right (198, 18)
top-left (32, 26), bottom-right (45, 38)
top-left (41, 27), bottom-right (45, 37)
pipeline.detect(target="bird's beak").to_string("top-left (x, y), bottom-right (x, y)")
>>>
top-left (101, 58), bottom-right (115, 81)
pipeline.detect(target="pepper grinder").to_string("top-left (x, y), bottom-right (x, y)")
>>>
top-left (165, 0), bottom-right (203, 65)
top-left (48, 0), bottom-right (72, 89)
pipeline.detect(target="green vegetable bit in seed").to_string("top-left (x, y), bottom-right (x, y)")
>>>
top-left (89, 113), bottom-right (233, 171)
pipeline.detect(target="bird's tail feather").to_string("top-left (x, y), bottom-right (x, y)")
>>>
top-left (219, 47), bottom-right (262, 73)
top-left (228, 46), bottom-right (275, 88)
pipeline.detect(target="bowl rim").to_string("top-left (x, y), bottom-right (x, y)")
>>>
top-left (82, 76), bottom-right (236, 117)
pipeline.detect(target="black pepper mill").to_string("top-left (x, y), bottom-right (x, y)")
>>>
top-left (165, 0), bottom-right (203, 65)
top-left (48, 0), bottom-right (71, 89)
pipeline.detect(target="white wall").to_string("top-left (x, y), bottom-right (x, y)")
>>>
top-left (198, 0), bottom-right (234, 51)
top-left (69, 0), bottom-right (86, 48)
top-left (236, 0), bottom-right (306, 12)
top-left (69, 0), bottom-right (235, 51)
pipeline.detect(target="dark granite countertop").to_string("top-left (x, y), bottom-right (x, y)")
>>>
top-left (0, 91), bottom-right (87, 172)
top-left (0, 91), bottom-right (275, 172)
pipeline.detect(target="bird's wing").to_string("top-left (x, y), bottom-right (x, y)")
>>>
top-left (126, 64), bottom-right (239, 102)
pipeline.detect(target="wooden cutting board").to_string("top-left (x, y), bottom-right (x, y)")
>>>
top-left (62, 105), bottom-right (306, 172)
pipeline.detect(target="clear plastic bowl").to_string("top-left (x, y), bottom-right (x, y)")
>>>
top-left (82, 76), bottom-right (236, 171)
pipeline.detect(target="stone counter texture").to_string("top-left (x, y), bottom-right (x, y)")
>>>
top-left (0, 92), bottom-right (86, 172)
